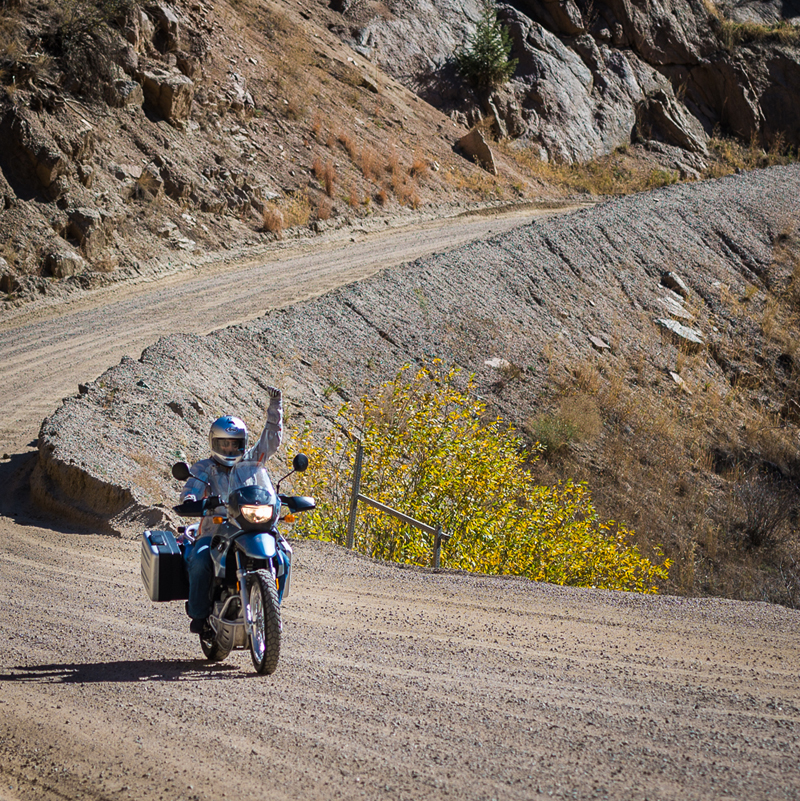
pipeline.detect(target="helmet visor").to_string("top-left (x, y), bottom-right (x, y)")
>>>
top-left (212, 437), bottom-right (245, 458)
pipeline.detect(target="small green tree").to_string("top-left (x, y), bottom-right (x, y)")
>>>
top-left (455, 1), bottom-right (518, 91)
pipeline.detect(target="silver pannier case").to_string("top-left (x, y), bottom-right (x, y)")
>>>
top-left (140, 530), bottom-right (190, 602)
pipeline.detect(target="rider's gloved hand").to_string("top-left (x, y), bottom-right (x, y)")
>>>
top-left (266, 386), bottom-right (282, 425)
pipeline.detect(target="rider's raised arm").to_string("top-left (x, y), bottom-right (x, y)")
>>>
top-left (248, 386), bottom-right (283, 462)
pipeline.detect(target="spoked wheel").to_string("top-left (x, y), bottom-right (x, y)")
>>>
top-left (248, 569), bottom-right (282, 675)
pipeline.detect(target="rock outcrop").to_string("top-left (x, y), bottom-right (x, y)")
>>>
top-left (333, 0), bottom-right (800, 163)
top-left (138, 66), bottom-right (195, 124)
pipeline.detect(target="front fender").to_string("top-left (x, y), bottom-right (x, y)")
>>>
top-left (236, 531), bottom-right (277, 559)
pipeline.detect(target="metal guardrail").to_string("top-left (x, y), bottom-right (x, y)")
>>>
top-left (345, 441), bottom-right (450, 568)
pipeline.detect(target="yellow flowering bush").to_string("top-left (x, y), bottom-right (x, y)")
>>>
top-left (291, 362), bottom-right (670, 593)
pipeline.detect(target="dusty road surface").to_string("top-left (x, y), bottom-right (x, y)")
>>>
top-left (0, 206), bottom-right (799, 801)
top-left (0, 525), bottom-right (798, 801)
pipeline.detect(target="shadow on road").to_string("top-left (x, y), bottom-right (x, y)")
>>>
top-left (0, 659), bottom-right (252, 683)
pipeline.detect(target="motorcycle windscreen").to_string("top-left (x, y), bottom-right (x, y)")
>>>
top-left (236, 531), bottom-right (277, 559)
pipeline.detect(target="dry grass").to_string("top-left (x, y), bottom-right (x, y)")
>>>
top-left (281, 191), bottom-right (311, 227)
top-left (345, 181), bottom-right (360, 208)
top-left (262, 205), bottom-right (284, 238)
top-left (500, 141), bottom-right (680, 195)
top-left (410, 153), bottom-right (428, 179)
top-left (385, 148), bottom-right (400, 177)
top-left (705, 134), bottom-right (796, 178)
top-left (359, 147), bottom-right (380, 182)
top-left (338, 131), bottom-right (360, 162)
top-left (441, 165), bottom-right (501, 199)
top-left (526, 229), bottom-right (800, 606)
top-left (375, 185), bottom-right (389, 206)
top-left (313, 158), bottom-right (336, 198)
top-left (315, 194), bottom-right (332, 221)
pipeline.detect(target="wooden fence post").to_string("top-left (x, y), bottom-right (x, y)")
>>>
top-left (346, 440), bottom-right (363, 550)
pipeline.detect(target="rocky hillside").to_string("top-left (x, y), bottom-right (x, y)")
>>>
top-left (35, 164), bottom-right (800, 607)
top-left (1, 0), bottom-right (798, 304)
top-left (348, 0), bottom-right (800, 163)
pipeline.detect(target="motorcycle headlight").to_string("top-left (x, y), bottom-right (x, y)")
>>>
top-left (240, 504), bottom-right (274, 524)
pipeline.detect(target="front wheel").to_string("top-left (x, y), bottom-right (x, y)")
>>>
top-left (248, 569), bottom-right (281, 675)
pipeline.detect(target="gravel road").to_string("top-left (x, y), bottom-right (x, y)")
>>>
top-left (0, 193), bottom-right (798, 801)
top-left (0, 527), bottom-right (798, 801)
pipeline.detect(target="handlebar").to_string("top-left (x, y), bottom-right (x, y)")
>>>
top-left (173, 496), bottom-right (222, 517)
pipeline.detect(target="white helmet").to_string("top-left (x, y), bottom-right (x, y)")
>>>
top-left (209, 415), bottom-right (248, 467)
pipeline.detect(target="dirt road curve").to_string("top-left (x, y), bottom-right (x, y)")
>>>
top-left (0, 208), bottom-right (798, 801)
top-left (0, 206), bottom-right (559, 457)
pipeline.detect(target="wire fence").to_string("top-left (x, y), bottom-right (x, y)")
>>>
top-left (345, 440), bottom-right (450, 568)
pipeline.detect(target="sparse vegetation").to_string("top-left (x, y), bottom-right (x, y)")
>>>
top-left (262, 205), bottom-right (284, 238)
top-left (704, 0), bottom-right (800, 49)
top-left (523, 223), bottom-right (800, 606)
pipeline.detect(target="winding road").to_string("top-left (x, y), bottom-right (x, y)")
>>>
top-left (0, 207), bottom-right (798, 801)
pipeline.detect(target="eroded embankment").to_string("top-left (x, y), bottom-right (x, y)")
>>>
top-left (33, 166), bottom-right (800, 536)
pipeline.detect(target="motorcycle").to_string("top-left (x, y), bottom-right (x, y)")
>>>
top-left (141, 454), bottom-right (314, 675)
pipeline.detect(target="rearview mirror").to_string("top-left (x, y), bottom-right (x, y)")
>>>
top-left (171, 461), bottom-right (191, 481)
top-left (292, 453), bottom-right (309, 473)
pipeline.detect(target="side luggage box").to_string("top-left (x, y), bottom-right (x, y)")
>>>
top-left (141, 530), bottom-right (190, 602)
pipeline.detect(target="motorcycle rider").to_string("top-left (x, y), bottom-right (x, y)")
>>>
top-left (181, 386), bottom-right (283, 634)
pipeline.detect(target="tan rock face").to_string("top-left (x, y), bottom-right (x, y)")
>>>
top-left (457, 128), bottom-right (498, 175)
top-left (67, 208), bottom-right (108, 260)
top-left (138, 68), bottom-right (194, 124)
top-left (1, 105), bottom-right (67, 190)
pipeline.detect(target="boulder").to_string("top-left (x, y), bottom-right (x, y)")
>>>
top-left (0, 104), bottom-right (67, 190)
top-left (226, 72), bottom-right (254, 112)
top-left (111, 79), bottom-right (145, 108)
top-left (661, 271), bottom-right (691, 297)
top-left (67, 208), bottom-right (108, 259)
top-left (136, 163), bottom-right (165, 200)
top-left (160, 163), bottom-right (195, 200)
top-left (138, 67), bottom-right (194, 123)
top-left (457, 128), bottom-right (498, 174)
top-left (149, 3), bottom-right (181, 52)
top-left (636, 88), bottom-right (708, 153)
top-left (655, 318), bottom-right (704, 352)
top-left (139, 9), bottom-right (157, 50)
top-left (44, 249), bottom-right (87, 278)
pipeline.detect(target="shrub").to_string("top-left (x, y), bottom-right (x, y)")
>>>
top-left (291, 362), bottom-right (671, 592)
top-left (313, 159), bottom-right (336, 197)
top-left (48, 0), bottom-right (138, 98)
top-left (455, 0), bottom-right (518, 91)
top-left (729, 473), bottom-right (797, 549)
top-left (525, 413), bottom-right (580, 457)
top-left (281, 191), bottom-right (311, 227)
top-left (359, 147), bottom-right (380, 181)
top-left (315, 194), bottom-right (332, 220)
top-left (262, 205), bottom-right (283, 238)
